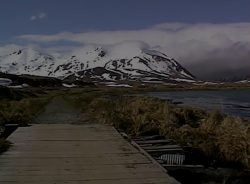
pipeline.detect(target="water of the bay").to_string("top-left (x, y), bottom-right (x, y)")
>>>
top-left (149, 89), bottom-right (250, 120)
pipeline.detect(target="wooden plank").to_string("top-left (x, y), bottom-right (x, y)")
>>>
top-left (162, 164), bottom-right (204, 171)
top-left (4, 147), bottom-right (137, 154)
top-left (9, 128), bottom-right (117, 133)
top-left (0, 172), bottom-right (170, 182)
top-left (14, 124), bottom-right (116, 130)
top-left (0, 167), bottom-right (167, 177)
top-left (10, 141), bottom-right (134, 147)
top-left (10, 131), bottom-right (119, 135)
top-left (8, 134), bottom-right (122, 142)
top-left (3, 141), bottom-right (137, 154)
top-left (0, 163), bottom-right (163, 175)
top-left (1, 152), bottom-right (141, 158)
top-left (147, 148), bottom-right (183, 153)
top-left (140, 144), bottom-right (153, 147)
top-left (135, 139), bottom-right (173, 145)
top-left (0, 178), bottom-right (176, 184)
top-left (143, 145), bottom-right (182, 150)
top-left (0, 156), bottom-right (151, 167)
top-left (132, 135), bottom-right (165, 141)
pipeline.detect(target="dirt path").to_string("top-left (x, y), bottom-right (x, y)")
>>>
top-left (32, 96), bottom-right (88, 124)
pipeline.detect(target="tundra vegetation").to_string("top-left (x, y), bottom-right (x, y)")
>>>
top-left (0, 87), bottom-right (58, 153)
top-left (1, 85), bottom-right (250, 173)
top-left (65, 88), bottom-right (250, 171)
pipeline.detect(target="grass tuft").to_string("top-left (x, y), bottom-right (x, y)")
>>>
top-left (0, 138), bottom-right (11, 153)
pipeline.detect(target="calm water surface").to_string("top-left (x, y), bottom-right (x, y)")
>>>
top-left (149, 89), bottom-right (250, 120)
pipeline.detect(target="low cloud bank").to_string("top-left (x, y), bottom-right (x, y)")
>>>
top-left (5, 22), bottom-right (250, 79)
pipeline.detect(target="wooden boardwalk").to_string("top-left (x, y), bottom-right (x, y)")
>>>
top-left (0, 124), bottom-right (178, 184)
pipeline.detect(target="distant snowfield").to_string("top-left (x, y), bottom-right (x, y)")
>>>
top-left (101, 73), bottom-right (116, 81)
top-left (0, 78), bottom-right (30, 88)
top-left (62, 83), bottom-right (78, 88)
top-left (106, 83), bottom-right (132, 88)
top-left (174, 78), bottom-right (196, 83)
top-left (8, 85), bottom-right (24, 89)
top-left (235, 80), bottom-right (250, 83)
top-left (0, 78), bottom-right (12, 86)
top-left (7, 83), bottom-right (29, 89)
top-left (192, 81), bottom-right (225, 85)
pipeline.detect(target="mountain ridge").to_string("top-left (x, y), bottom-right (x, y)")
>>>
top-left (0, 42), bottom-right (196, 83)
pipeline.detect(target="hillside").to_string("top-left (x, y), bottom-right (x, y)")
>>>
top-left (0, 42), bottom-right (195, 84)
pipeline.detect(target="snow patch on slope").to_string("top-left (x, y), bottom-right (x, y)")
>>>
top-left (174, 78), bottom-right (196, 83)
top-left (235, 80), bottom-right (250, 83)
top-left (0, 78), bottom-right (12, 86)
top-left (106, 83), bottom-right (132, 88)
top-left (62, 83), bottom-right (78, 88)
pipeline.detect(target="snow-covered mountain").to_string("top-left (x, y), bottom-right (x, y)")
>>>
top-left (0, 42), bottom-right (195, 83)
top-left (219, 75), bottom-right (250, 83)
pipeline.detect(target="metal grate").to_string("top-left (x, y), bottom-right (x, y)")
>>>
top-left (159, 154), bottom-right (185, 165)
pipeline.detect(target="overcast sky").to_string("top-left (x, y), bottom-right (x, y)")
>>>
top-left (0, 0), bottom-right (249, 80)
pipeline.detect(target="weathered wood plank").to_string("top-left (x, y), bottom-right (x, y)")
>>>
top-left (0, 124), bottom-right (179, 183)
top-left (1, 152), bottom-right (141, 158)
top-left (8, 134), bottom-right (123, 142)
top-left (162, 164), bottom-right (204, 171)
top-left (132, 135), bottom-right (165, 141)
top-left (11, 140), bottom-right (131, 146)
top-left (10, 124), bottom-right (116, 131)
top-left (135, 139), bottom-right (173, 145)
top-left (0, 178), bottom-right (175, 184)
top-left (4, 145), bottom-right (137, 154)
top-left (0, 163), bottom-right (162, 175)
top-left (0, 172), bottom-right (169, 181)
top-left (143, 145), bottom-right (182, 150)
top-left (0, 157), bottom-right (151, 167)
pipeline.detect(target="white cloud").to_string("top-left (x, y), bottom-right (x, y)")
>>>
top-left (0, 44), bottom-right (23, 55)
top-left (30, 13), bottom-right (47, 21)
top-left (0, 44), bottom-right (79, 59)
top-left (17, 22), bottom-right (250, 48)
top-left (11, 22), bottom-right (250, 79)
top-left (30, 16), bottom-right (36, 21)
top-left (38, 13), bottom-right (47, 19)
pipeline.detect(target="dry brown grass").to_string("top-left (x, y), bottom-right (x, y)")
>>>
top-left (0, 138), bottom-right (11, 153)
top-left (0, 102), bottom-right (32, 126)
top-left (0, 88), bottom-right (57, 127)
top-left (170, 113), bottom-right (250, 170)
top-left (65, 91), bottom-right (250, 170)
top-left (215, 117), bottom-right (250, 169)
top-left (0, 88), bottom-right (58, 154)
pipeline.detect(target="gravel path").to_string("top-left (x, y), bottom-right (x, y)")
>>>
top-left (32, 96), bottom-right (88, 124)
